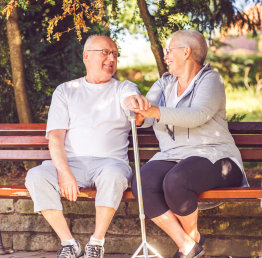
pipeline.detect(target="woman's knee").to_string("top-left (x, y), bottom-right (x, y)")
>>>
top-left (163, 169), bottom-right (198, 216)
top-left (163, 169), bottom-right (186, 195)
top-left (131, 167), bottom-right (153, 197)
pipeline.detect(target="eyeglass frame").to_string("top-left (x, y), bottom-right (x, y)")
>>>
top-left (86, 49), bottom-right (120, 58)
top-left (165, 46), bottom-right (186, 55)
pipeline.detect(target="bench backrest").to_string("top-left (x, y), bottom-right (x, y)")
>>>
top-left (0, 122), bottom-right (262, 163)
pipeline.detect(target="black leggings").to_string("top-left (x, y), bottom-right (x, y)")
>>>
top-left (131, 156), bottom-right (243, 218)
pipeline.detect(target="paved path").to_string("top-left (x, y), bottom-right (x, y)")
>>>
top-left (0, 251), bottom-right (130, 258)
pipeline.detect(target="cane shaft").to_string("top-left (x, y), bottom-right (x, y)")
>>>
top-left (130, 117), bottom-right (147, 243)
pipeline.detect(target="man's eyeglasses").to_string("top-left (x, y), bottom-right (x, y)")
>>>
top-left (86, 49), bottom-right (120, 58)
top-left (165, 47), bottom-right (186, 55)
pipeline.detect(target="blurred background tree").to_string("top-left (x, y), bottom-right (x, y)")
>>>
top-left (0, 0), bottom-right (261, 123)
top-left (0, 0), bottom-right (108, 122)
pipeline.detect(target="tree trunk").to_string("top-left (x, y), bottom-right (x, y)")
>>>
top-left (137, 0), bottom-right (167, 77)
top-left (6, 7), bottom-right (32, 123)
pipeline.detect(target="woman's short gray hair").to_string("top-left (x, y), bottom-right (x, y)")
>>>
top-left (173, 30), bottom-right (208, 65)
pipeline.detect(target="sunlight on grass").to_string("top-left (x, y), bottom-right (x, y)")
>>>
top-left (226, 87), bottom-right (262, 122)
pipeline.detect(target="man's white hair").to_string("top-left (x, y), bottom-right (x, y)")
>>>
top-left (83, 34), bottom-right (101, 51)
top-left (173, 30), bottom-right (208, 65)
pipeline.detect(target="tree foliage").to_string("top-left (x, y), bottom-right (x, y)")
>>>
top-left (2, 0), bottom-right (261, 52)
top-left (105, 0), bottom-right (262, 76)
top-left (1, 0), bottom-right (106, 41)
top-left (0, 0), bottom-right (261, 122)
top-left (0, 0), bottom-right (109, 122)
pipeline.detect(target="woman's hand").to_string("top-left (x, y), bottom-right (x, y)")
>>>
top-left (136, 113), bottom-right (145, 126)
top-left (135, 105), bottom-right (161, 120)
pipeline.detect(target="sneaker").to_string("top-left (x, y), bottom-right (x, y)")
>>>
top-left (84, 242), bottom-right (104, 258)
top-left (57, 240), bottom-right (84, 258)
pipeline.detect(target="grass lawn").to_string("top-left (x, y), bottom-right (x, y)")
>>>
top-left (226, 87), bottom-right (262, 122)
top-left (135, 81), bottom-right (262, 122)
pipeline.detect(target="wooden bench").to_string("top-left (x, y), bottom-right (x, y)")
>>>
top-left (0, 122), bottom-right (261, 254)
top-left (0, 122), bottom-right (262, 200)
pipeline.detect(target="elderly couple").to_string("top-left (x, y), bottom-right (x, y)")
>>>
top-left (25, 30), bottom-right (248, 258)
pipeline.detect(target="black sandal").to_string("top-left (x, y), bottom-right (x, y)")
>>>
top-left (173, 242), bottom-right (204, 258)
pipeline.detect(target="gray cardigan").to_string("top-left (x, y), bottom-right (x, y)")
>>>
top-left (142, 63), bottom-right (248, 187)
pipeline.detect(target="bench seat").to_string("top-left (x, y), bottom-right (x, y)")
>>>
top-left (0, 122), bottom-right (262, 200)
top-left (0, 185), bottom-right (262, 200)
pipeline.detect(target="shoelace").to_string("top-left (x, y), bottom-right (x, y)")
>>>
top-left (57, 245), bottom-right (75, 258)
top-left (86, 245), bottom-right (103, 257)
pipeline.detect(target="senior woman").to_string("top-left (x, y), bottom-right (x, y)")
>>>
top-left (131, 30), bottom-right (248, 258)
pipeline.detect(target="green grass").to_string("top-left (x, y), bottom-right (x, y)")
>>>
top-left (135, 81), bottom-right (262, 122)
top-left (226, 87), bottom-right (262, 122)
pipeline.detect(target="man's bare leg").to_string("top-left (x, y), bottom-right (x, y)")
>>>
top-left (92, 206), bottom-right (115, 239)
top-left (42, 209), bottom-right (73, 241)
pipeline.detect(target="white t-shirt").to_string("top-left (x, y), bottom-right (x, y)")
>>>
top-left (46, 77), bottom-right (140, 163)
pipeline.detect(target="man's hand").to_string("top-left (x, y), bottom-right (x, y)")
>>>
top-left (123, 95), bottom-right (151, 111)
top-left (58, 171), bottom-right (80, 201)
top-left (48, 129), bottom-right (80, 201)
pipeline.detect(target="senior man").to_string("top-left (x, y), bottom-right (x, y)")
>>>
top-left (25, 35), bottom-right (149, 258)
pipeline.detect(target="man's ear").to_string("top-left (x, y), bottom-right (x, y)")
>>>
top-left (83, 51), bottom-right (88, 60)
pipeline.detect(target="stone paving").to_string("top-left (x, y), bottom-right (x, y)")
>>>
top-left (0, 252), bottom-right (130, 258)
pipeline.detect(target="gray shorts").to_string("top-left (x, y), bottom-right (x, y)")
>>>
top-left (25, 156), bottom-right (132, 212)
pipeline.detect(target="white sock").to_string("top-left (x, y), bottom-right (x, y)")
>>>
top-left (61, 238), bottom-right (78, 246)
top-left (89, 236), bottom-right (105, 246)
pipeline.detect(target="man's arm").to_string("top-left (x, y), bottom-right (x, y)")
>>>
top-left (48, 129), bottom-right (80, 202)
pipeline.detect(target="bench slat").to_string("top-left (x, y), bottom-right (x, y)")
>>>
top-left (0, 135), bottom-right (261, 148)
top-left (0, 136), bottom-right (48, 147)
top-left (0, 150), bottom-right (50, 160)
top-left (232, 135), bottom-right (262, 147)
top-left (0, 186), bottom-right (261, 199)
top-left (129, 148), bottom-right (262, 162)
top-left (0, 186), bottom-right (134, 199)
top-left (228, 122), bottom-right (262, 134)
top-left (0, 122), bottom-right (262, 134)
top-left (0, 123), bottom-right (46, 131)
top-left (0, 124), bottom-right (46, 136)
top-left (128, 135), bottom-right (262, 147)
top-left (0, 149), bottom-right (261, 162)
top-left (198, 187), bottom-right (262, 199)
top-left (239, 149), bottom-right (262, 161)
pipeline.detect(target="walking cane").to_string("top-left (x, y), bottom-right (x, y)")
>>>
top-left (128, 110), bottom-right (163, 258)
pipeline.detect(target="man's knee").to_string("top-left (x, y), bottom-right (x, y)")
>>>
top-left (25, 166), bottom-right (45, 187)
top-left (97, 168), bottom-right (128, 190)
